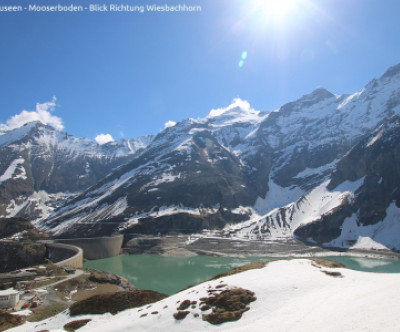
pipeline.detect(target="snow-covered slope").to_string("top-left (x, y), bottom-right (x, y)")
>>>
top-left (226, 177), bottom-right (364, 240)
top-left (0, 121), bottom-right (153, 221)
top-left (9, 259), bottom-right (400, 332)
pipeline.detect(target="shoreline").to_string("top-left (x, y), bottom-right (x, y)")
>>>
top-left (122, 235), bottom-right (400, 260)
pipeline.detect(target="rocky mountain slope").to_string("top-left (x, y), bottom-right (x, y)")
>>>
top-left (31, 63), bottom-right (400, 250)
top-left (294, 115), bottom-right (400, 250)
top-left (0, 121), bottom-right (153, 220)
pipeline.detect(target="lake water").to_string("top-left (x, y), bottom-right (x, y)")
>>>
top-left (83, 254), bottom-right (400, 295)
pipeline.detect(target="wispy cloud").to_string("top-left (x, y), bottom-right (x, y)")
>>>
top-left (164, 120), bottom-right (177, 129)
top-left (95, 133), bottom-right (114, 145)
top-left (0, 96), bottom-right (64, 131)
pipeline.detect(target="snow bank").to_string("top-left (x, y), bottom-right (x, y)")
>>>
top-left (9, 259), bottom-right (400, 332)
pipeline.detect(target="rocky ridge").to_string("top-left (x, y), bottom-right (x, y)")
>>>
top-left (2, 64), bottom-right (400, 250)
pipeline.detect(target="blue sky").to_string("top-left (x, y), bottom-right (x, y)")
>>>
top-left (0, 0), bottom-right (399, 142)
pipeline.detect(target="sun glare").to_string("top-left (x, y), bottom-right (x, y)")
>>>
top-left (251, 0), bottom-right (306, 24)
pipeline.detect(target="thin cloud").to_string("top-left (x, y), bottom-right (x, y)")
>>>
top-left (0, 96), bottom-right (64, 131)
top-left (95, 133), bottom-right (114, 145)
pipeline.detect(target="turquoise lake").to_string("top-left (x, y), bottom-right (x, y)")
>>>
top-left (83, 254), bottom-right (400, 295)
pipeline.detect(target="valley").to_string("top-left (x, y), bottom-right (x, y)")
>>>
top-left (1, 63), bottom-right (400, 331)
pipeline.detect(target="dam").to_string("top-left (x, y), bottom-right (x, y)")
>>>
top-left (54, 234), bottom-right (124, 260)
top-left (46, 242), bottom-right (83, 268)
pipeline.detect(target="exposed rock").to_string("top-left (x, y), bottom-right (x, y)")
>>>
top-left (0, 241), bottom-right (47, 273)
top-left (173, 310), bottom-right (190, 320)
top-left (64, 319), bottom-right (92, 331)
top-left (0, 217), bottom-right (38, 239)
top-left (177, 299), bottom-right (191, 310)
top-left (201, 288), bottom-right (256, 325)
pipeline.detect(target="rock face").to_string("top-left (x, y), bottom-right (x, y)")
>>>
top-left (0, 241), bottom-right (47, 273)
top-left (0, 217), bottom-right (49, 273)
top-left (2, 64), bottom-right (400, 250)
top-left (0, 217), bottom-right (38, 239)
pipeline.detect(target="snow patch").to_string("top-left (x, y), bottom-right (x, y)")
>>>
top-left (254, 178), bottom-right (305, 215)
top-left (294, 159), bottom-right (338, 179)
top-left (366, 128), bottom-right (384, 147)
top-left (325, 202), bottom-right (400, 250)
top-left (118, 204), bottom-right (220, 231)
top-left (0, 158), bottom-right (26, 183)
top-left (228, 177), bottom-right (365, 240)
top-left (142, 172), bottom-right (182, 190)
top-left (352, 237), bottom-right (389, 250)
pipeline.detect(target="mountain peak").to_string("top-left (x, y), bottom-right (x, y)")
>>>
top-left (380, 63), bottom-right (400, 81)
top-left (0, 120), bottom-right (48, 147)
top-left (300, 88), bottom-right (335, 103)
top-left (0, 119), bottom-right (57, 135)
top-left (279, 88), bottom-right (335, 116)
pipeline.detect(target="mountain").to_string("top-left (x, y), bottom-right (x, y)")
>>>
top-left (294, 115), bottom-right (400, 250)
top-left (0, 121), bottom-right (153, 221)
top-left (33, 63), bottom-right (400, 250)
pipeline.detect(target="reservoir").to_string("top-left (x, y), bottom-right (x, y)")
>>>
top-left (84, 254), bottom-right (400, 295)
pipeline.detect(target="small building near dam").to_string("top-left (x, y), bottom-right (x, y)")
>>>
top-left (0, 288), bottom-right (19, 309)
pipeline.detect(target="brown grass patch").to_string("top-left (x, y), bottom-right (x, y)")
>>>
top-left (71, 283), bottom-right (120, 302)
top-left (55, 270), bottom-right (132, 302)
top-left (210, 261), bottom-right (269, 280)
top-left (27, 302), bottom-right (68, 322)
top-left (54, 274), bottom-right (91, 294)
top-left (23, 276), bottom-right (66, 289)
top-left (0, 309), bottom-right (25, 330)
top-left (311, 258), bottom-right (345, 268)
top-left (69, 290), bottom-right (167, 316)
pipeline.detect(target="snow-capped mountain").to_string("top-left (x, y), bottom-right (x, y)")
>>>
top-left (34, 63), bottom-right (400, 250)
top-left (0, 121), bottom-right (153, 220)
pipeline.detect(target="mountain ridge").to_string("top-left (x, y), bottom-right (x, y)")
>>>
top-left (1, 63), bottom-right (400, 251)
top-left (0, 121), bottom-right (153, 220)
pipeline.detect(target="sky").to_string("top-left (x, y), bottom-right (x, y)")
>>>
top-left (0, 0), bottom-right (399, 143)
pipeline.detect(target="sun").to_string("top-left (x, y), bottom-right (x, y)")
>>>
top-left (251, 0), bottom-right (306, 24)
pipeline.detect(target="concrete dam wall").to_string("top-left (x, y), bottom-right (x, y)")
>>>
top-left (55, 235), bottom-right (124, 260)
top-left (46, 242), bottom-right (83, 268)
